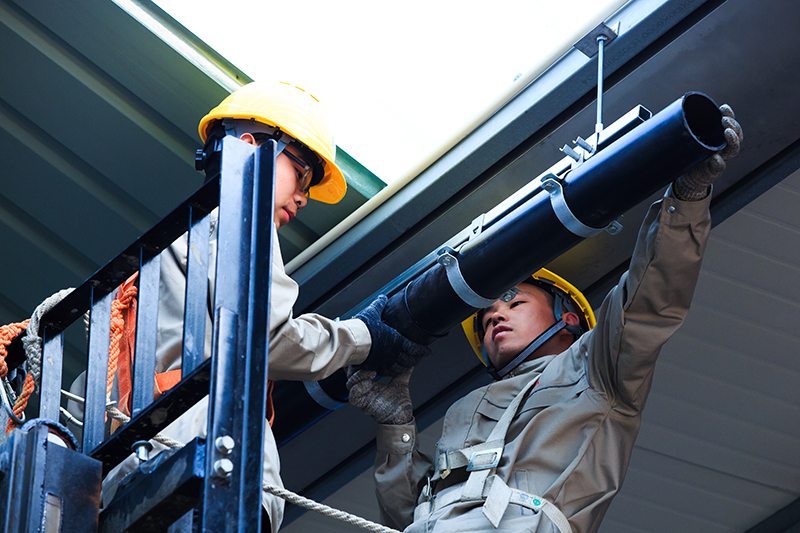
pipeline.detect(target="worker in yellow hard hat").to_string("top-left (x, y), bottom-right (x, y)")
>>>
top-left (462, 268), bottom-right (595, 380)
top-left (93, 81), bottom-right (428, 532)
top-left (196, 79), bottom-right (347, 206)
top-left (346, 106), bottom-right (743, 532)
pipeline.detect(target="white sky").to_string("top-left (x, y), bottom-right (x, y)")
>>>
top-left (154, 0), bottom-right (622, 184)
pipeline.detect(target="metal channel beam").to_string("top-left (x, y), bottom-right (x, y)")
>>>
top-left (98, 438), bottom-right (206, 533)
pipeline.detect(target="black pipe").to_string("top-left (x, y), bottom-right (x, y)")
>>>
top-left (384, 92), bottom-right (724, 343)
top-left (273, 92), bottom-right (725, 445)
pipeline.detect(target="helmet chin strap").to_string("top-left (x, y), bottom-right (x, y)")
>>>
top-left (485, 319), bottom-right (568, 381)
top-left (196, 119), bottom-right (289, 179)
top-left (222, 118), bottom-right (289, 153)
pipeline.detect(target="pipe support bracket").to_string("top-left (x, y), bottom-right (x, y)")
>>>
top-left (542, 177), bottom-right (607, 238)
top-left (437, 249), bottom-right (496, 308)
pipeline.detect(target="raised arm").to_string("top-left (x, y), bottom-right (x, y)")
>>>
top-left (584, 105), bottom-right (742, 414)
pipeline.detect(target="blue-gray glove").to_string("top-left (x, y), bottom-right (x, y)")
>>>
top-left (346, 367), bottom-right (413, 425)
top-left (354, 295), bottom-right (430, 376)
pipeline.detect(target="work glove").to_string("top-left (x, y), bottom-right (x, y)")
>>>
top-left (346, 367), bottom-right (413, 425)
top-left (673, 104), bottom-right (744, 201)
top-left (354, 295), bottom-right (431, 376)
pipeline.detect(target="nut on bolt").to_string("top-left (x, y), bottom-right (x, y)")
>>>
top-left (213, 458), bottom-right (234, 479)
top-left (132, 440), bottom-right (153, 463)
top-left (215, 435), bottom-right (236, 456)
top-left (542, 179), bottom-right (557, 193)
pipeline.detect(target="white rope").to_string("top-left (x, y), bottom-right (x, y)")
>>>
top-left (22, 288), bottom-right (74, 393)
top-left (105, 404), bottom-right (183, 448)
top-left (108, 403), bottom-right (400, 533)
top-left (262, 483), bottom-right (402, 533)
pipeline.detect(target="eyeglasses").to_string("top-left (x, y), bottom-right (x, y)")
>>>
top-left (282, 147), bottom-right (314, 195)
top-left (248, 129), bottom-right (319, 195)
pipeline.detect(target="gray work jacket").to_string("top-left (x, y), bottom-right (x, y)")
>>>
top-left (101, 214), bottom-right (371, 532)
top-left (374, 189), bottom-right (712, 533)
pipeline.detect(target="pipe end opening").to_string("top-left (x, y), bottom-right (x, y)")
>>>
top-left (683, 93), bottom-right (726, 150)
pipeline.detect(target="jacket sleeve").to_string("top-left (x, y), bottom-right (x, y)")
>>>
top-left (265, 223), bottom-right (371, 381)
top-left (374, 420), bottom-right (434, 530)
top-left (584, 186), bottom-right (712, 414)
top-left (157, 217), bottom-right (370, 382)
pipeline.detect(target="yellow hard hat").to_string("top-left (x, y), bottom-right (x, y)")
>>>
top-left (461, 268), bottom-right (596, 366)
top-left (198, 81), bottom-right (347, 204)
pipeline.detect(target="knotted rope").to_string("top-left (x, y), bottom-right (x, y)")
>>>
top-left (1, 320), bottom-right (31, 433)
top-left (0, 288), bottom-right (75, 432)
top-left (108, 282), bottom-right (137, 399)
top-left (24, 288), bottom-right (75, 393)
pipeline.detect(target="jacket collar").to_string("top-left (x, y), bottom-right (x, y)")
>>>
top-left (505, 354), bottom-right (556, 379)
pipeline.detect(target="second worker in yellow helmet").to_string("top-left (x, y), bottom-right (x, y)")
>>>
top-left (346, 105), bottom-right (744, 533)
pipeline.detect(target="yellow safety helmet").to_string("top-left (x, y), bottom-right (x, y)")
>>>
top-left (461, 268), bottom-right (596, 366)
top-left (198, 81), bottom-right (347, 204)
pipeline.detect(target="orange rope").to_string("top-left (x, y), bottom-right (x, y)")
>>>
top-left (0, 320), bottom-right (31, 433)
top-left (6, 375), bottom-right (34, 433)
top-left (109, 277), bottom-right (138, 401)
top-left (1, 272), bottom-right (277, 435)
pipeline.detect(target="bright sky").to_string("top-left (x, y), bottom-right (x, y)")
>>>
top-left (154, 0), bottom-right (624, 184)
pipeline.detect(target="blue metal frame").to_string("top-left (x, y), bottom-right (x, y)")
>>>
top-left (1, 137), bottom-right (276, 532)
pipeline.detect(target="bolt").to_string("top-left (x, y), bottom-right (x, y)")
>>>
top-left (542, 180), bottom-right (557, 193)
top-left (439, 255), bottom-right (453, 266)
top-left (215, 435), bottom-right (236, 456)
top-left (667, 206), bottom-right (676, 214)
top-left (132, 440), bottom-right (153, 463)
top-left (213, 458), bottom-right (234, 478)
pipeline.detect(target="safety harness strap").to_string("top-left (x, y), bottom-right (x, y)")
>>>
top-left (434, 440), bottom-right (504, 479)
top-left (421, 375), bottom-right (572, 530)
top-left (418, 475), bottom-right (572, 532)
top-left (435, 375), bottom-right (539, 480)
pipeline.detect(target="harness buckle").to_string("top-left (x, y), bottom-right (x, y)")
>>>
top-left (466, 447), bottom-right (503, 472)
top-left (439, 452), bottom-right (451, 479)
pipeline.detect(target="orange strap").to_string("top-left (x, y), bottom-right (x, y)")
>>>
top-left (267, 380), bottom-right (275, 427)
top-left (113, 273), bottom-right (138, 416)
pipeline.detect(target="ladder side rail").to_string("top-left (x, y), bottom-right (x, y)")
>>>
top-left (83, 291), bottom-right (113, 452)
top-left (202, 137), bottom-right (266, 532)
top-left (237, 141), bottom-right (275, 529)
top-left (130, 250), bottom-right (160, 416)
top-left (183, 208), bottom-right (212, 375)
top-left (38, 330), bottom-right (64, 421)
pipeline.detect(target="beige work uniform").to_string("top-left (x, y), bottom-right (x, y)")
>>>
top-left (102, 214), bottom-right (371, 532)
top-left (374, 190), bottom-right (711, 533)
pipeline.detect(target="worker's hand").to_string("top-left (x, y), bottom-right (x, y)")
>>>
top-left (354, 295), bottom-right (431, 376)
top-left (346, 367), bottom-right (413, 425)
top-left (674, 104), bottom-right (743, 201)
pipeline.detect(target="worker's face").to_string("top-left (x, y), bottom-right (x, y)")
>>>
top-left (480, 284), bottom-right (559, 369)
top-left (239, 133), bottom-right (311, 228)
top-left (273, 144), bottom-right (312, 228)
